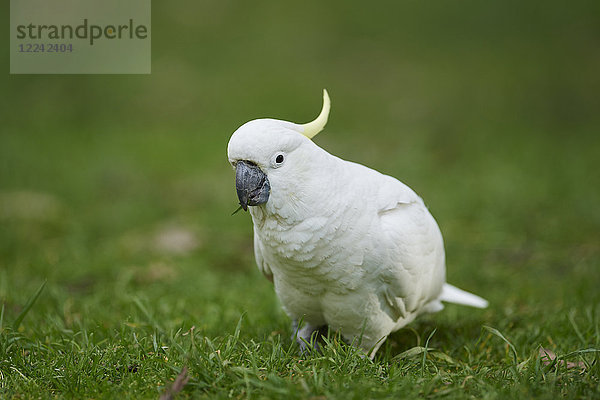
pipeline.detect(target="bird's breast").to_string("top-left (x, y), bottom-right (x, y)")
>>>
top-left (252, 206), bottom-right (372, 296)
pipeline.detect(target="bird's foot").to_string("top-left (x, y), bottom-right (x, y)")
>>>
top-left (291, 321), bottom-right (328, 355)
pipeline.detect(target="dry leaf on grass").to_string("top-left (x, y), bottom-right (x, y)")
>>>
top-left (539, 348), bottom-right (586, 370)
top-left (159, 366), bottom-right (190, 400)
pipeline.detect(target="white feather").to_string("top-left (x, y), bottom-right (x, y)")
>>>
top-left (439, 283), bottom-right (489, 309)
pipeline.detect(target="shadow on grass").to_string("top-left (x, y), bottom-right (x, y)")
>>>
top-left (384, 313), bottom-right (487, 359)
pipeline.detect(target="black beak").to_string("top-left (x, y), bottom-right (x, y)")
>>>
top-left (235, 160), bottom-right (270, 211)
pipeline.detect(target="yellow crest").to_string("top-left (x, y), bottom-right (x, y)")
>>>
top-left (301, 89), bottom-right (330, 139)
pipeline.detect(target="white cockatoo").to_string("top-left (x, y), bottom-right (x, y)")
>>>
top-left (227, 90), bottom-right (487, 358)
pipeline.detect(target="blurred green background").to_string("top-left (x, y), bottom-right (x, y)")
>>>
top-left (1, 0), bottom-right (599, 397)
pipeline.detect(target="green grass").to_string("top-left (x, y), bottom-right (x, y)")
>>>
top-left (1, 0), bottom-right (599, 398)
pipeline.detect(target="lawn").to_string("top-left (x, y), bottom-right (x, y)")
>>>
top-left (1, 0), bottom-right (599, 398)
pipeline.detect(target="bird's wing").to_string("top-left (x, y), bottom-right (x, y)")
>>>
top-left (253, 227), bottom-right (273, 282)
top-left (373, 175), bottom-right (445, 321)
top-left (374, 174), bottom-right (422, 212)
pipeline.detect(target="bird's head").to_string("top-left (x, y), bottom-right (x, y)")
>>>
top-left (227, 90), bottom-right (331, 212)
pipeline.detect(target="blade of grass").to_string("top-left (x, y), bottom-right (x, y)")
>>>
top-left (560, 348), bottom-right (600, 369)
top-left (12, 280), bottom-right (47, 330)
top-left (395, 346), bottom-right (427, 360)
top-left (132, 296), bottom-right (163, 332)
top-left (422, 328), bottom-right (437, 376)
top-left (568, 311), bottom-right (586, 345)
top-left (483, 325), bottom-right (518, 365)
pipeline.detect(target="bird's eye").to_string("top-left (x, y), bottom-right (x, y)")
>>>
top-left (272, 152), bottom-right (285, 167)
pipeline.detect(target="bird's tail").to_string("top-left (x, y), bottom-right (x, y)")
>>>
top-left (439, 284), bottom-right (488, 309)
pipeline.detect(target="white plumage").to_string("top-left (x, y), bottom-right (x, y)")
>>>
top-left (227, 90), bottom-right (487, 357)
